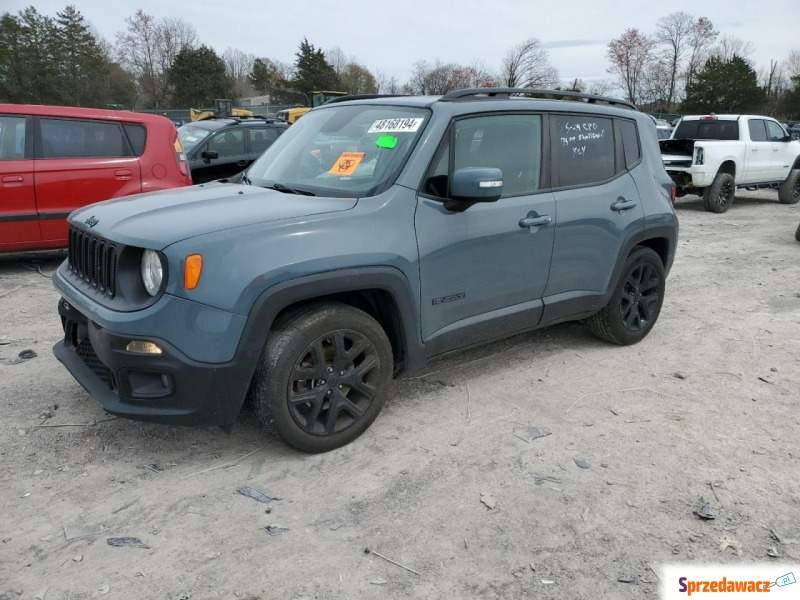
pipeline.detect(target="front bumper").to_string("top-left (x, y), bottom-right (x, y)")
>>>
top-left (54, 298), bottom-right (255, 426)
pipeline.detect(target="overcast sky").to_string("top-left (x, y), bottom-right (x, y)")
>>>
top-left (7, 0), bottom-right (798, 87)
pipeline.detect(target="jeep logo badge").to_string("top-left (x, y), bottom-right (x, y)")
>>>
top-left (84, 216), bottom-right (99, 228)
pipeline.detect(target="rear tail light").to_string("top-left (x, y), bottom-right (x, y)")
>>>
top-left (670, 184), bottom-right (676, 204)
top-left (173, 134), bottom-right (191, 180)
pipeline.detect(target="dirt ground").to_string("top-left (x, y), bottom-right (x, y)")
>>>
top-left (1, 189), bottom-right (799, 600)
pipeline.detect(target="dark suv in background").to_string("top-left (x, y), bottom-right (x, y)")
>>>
top-left (177, 116), bottom-right (288, 183)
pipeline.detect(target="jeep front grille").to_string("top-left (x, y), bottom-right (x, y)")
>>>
top-left (68, 226), bottom-right (117, 298)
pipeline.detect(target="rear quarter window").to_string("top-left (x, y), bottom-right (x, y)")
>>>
top-left (123, 123), bottom-right (146, 156)
top-left (618, 120), bottom-right (641, 168)
top-left (554, 115), bottom-right (615, 187)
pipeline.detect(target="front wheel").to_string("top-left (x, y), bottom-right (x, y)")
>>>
top-left (702, 172), bottom-right (735, 213)
top-left (589, 247), bottom-right (666, 345)
top-left (253, 303), bottom-right (393, 453)
top-left (778, 168), bottom-right (800, 204)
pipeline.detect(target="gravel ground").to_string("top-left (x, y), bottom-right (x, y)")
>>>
top-left (1, 189), bottom-right (799, 600)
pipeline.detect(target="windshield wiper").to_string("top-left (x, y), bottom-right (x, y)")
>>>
top-left (271, 182), bottom-right (315, 196)
top-left (240, 172), bottom-right (252, 185)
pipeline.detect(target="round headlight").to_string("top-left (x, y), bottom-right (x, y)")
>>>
top-left (141, 249), bottom-right (164, 296)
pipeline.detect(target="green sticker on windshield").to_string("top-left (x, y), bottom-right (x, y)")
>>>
top-left (375, 134), bottom-right (398, 149)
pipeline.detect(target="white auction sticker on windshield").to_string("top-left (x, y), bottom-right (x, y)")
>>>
top-left (367, 117), bottom-right (424, 134)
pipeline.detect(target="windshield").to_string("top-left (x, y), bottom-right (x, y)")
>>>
top-left (177, 124), bottom-right (217, 153)
top-left (246, 105), bottom-right (430, 197)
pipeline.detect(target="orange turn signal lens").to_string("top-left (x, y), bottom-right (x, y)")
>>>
top-left (184, 254), bottom-right (203, 290)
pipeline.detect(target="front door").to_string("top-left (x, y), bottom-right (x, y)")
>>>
top-left (415, 113), bottom-right (555, 351)
top-left (191, 129), bottom-right (248, 183)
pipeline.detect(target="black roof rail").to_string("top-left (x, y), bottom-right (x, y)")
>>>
top-left (322, 94), bottom-right (411, 105)
top-left (439, 88), bottom-right (638, 111)
top-left (197, 114), bottom-right (277, 123)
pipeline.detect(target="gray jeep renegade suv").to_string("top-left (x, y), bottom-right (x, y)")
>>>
top-left (53, 88), bottom-right (678, 452)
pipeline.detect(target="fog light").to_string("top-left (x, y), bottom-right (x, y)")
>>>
top-left (126, 340), bottom-right (163, 354)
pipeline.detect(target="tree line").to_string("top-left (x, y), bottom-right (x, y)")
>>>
top-left (1, 5), bottom-right (799, 119)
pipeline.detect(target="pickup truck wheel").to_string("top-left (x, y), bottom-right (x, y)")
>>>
top-left (253, 303), bottom-right (393, 453)
top-left (795, 222), bottom-right (800, 241)
top-left (778, 169), bottom-right (800, 204)
top-left (702, 172), bottom-right (735, 213)
top-left (588, 247), bottom-right (665, 346)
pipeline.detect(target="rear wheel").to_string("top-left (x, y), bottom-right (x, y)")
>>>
top-left (778, 168), bottom-right (800, 204)
top-left (589, 247), bottom-right (666, 345)
top-left (253, 303), bottom-right (393, 453)
top-left (703, 172), bottom-right (735, 213)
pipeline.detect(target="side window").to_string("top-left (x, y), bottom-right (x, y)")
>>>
top-left (453, 114), bottom-right (542, 196)
top-left (40, 118), bottom-right (127, 158)
top-left (765, 120), bottom-right (786, 141)
top-left (748, 120), bottom-right (768, 142)
top-left (123, 124), bottom-right (146, 156)
top-left (555, 115), bottom-right (614, 187)
top-left (618, 120), bottom-right (640, 168)
top-left (0, 116), bottom-right (26, 160)
top-left (249, 128), bottom-right (278, 154)
top-left (422, 114), bottom-right (542, 199)
top-left (208, 129), bottom-right (245, 157)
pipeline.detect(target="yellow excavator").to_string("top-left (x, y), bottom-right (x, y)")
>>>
top-left (276, 91), bottom-right (348, 124)
top-left (190, 99), bottom-right (254, 122)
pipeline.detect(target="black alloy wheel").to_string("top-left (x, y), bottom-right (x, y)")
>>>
top-left (618, 262), bottom-right (661, 333)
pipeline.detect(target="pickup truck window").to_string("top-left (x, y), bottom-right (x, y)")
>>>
top-left (674, 120), bottom-right (739, 141)
top-left (748, 120), bottom-right (768, 142)
top-left (766, 120), bottom-right (787, 141)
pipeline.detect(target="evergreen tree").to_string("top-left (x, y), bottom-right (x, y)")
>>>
top-left (292, 38), bottom-right (340, 97)
top-left (681, 55), bottom-right (765, 113)
top-left (54, 5), bottom-right (108, 106)
top-left (168, 45), bottom-right (232, 107)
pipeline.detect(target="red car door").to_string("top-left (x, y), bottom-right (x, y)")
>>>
top-left (0, 115), bottom-right (39, 251)
top-left (34, 117), bottom-right (141, 244)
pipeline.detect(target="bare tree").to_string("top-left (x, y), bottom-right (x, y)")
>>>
top-left (655, 11), bottom-right (695, 110)
top-left (685, 17), bottom-right (718, 89)
top-left (639, 58), bottom-right (673, 108)
top-left (375, 70), bottom-right (401, 94)
top-left (407, 60), bottom-right (494, 95)
top-left (712, 35), bottom-right (755, 64)
top-left (501, 38), bottom-right (559, 88)
top-left (587, 80), bottom-right (614, 96)
top-left (115, 10), bottom-right (196, 108)
top-left (325, 46), bottom-right (348, 76)
top-left (783, 49), bottom-right (800, 80)
top-left (223, 47), bottom-right (255, 98)
top-left (606, 28), bottom-right (655, 104)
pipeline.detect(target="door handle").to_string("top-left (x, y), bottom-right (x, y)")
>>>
top-left (611, 197), bottom-right (638, 212)
top-left (114, 169), bottom-right (133, 179)
top-left (236, 161), bottom-right (248, 167)
top-left (519, 214), bottom-right (552, 229)
top-left (1, 175), bottom-right (24, 183)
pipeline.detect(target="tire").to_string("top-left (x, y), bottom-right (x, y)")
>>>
top-left (589, 247), bottom-right (666, 346)
top-left (778, 168), bottom-right (800, 204)
top-left (702, 172), bottom-right (735, 213)
top-left (253, 302), bottom-right (393, 453)
top-left (795, 222), bottom-right (800, 242)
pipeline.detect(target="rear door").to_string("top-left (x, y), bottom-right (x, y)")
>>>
top-left (34, 117), bottom-right (142, 244)
top-left (0, 114), bottom-right (38, 250)
top-left (745, 119), bottom-right (773, 182)
top-left (543, 113), bottom-right (645, 323)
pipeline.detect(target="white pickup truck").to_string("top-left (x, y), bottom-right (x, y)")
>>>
top-left (660, 115), bottom-right (800, 213)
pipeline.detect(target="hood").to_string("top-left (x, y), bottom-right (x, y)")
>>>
top-left (69, 183), bottom-right (358, 250)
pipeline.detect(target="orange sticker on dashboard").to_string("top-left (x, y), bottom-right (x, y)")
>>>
top-left (329, 151), bottom-right (365, 176)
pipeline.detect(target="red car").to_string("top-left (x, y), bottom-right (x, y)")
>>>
top-left (0, 105), bottom-right (192, 253)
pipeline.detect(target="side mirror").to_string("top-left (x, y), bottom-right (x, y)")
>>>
top-left (201, 150), bottom-right (218, 162)
top-left (444, 168), bottom-right (503, 211)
